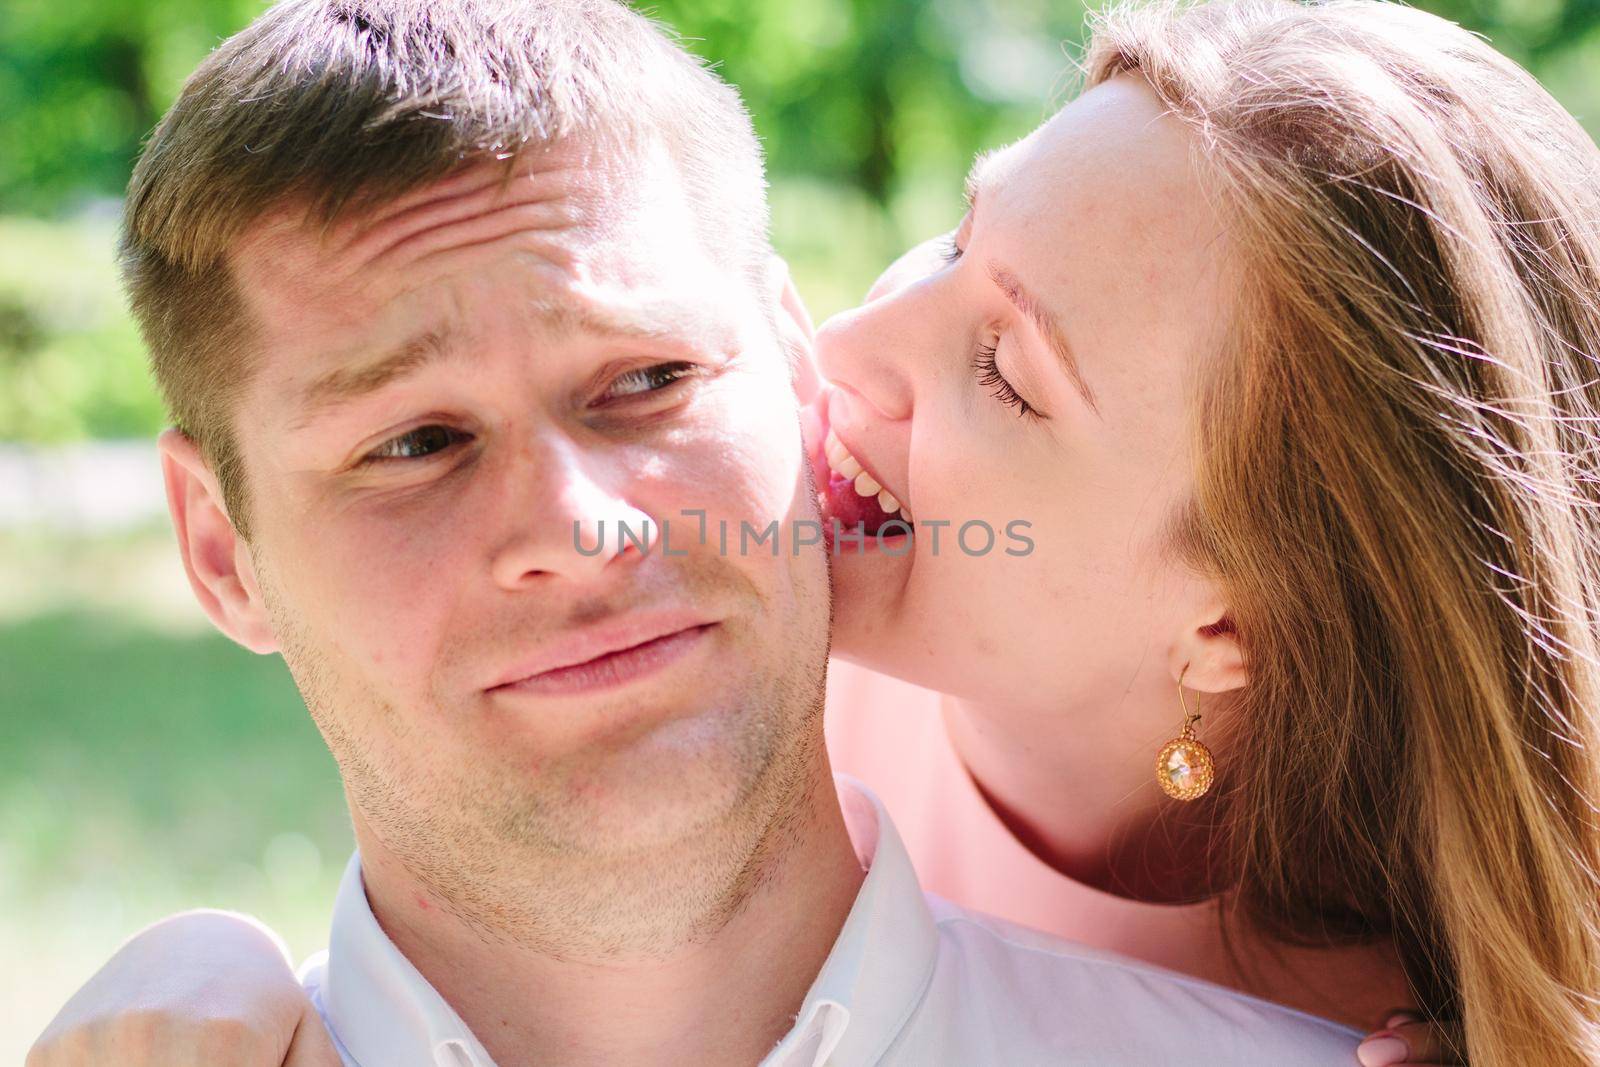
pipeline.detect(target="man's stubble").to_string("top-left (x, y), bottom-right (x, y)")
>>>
top-left (250, 531), bottom-right (835, 961)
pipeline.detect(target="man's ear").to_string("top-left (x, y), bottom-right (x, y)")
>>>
top-left (158, 428), bottom-right (279, 654)
top-left (1170, 601), bottom-right (1247, 695)
top-left (767, 254), bottom-right (822, 404)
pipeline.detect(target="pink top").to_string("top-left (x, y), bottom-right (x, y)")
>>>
top-left (822, 656), bottom-right (1410, 1027)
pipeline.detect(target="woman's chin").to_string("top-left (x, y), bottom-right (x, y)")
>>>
top-left (826, 618), bottom-right (951, 697)
top-left (827, 545), bottom-right (935, 683)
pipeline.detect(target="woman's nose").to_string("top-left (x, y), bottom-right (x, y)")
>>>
top-left (815, 240), bottom-right (949, 423)
top-left (814, 300), bottom-right (914, 423)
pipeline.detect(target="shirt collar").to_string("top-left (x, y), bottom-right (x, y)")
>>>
top-left (318, 775), bottom-right (938, 1067)
top-left (322, 851), bottom-right (496, 1067)
top-left (762, 776), bottom-right (941, 1066)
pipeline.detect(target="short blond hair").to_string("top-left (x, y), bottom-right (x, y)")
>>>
top-left (121, 0), bottom-right (767, 536)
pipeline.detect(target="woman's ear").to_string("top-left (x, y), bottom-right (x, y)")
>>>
top-left (767, 254), bottom-right (822, 404)
top-left (1171, 602), bottom-right (1247, 694)
top-left (158, 428), bottom-right (280, 654)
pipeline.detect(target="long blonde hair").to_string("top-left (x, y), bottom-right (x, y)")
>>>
top-left (1086, 1), bottom-right (1600, 1062)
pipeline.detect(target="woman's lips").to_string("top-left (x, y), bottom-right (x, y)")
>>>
top-left (821, 466), bottom-right (904, 533)
top-left (804, 389), bottom-right (911, 545)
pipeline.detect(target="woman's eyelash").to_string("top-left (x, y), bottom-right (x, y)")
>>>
top-left (973, 342), bottom-right (1040, 420)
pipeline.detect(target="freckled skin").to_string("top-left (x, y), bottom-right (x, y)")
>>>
top-left (820, 77), bottom-right (1232, 724)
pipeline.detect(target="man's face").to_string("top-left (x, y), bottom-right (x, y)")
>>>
top-left (210, 134), bottom-right (830, 921)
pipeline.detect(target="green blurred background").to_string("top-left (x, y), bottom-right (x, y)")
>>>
top-left (6, 0), bottom-right (1600, 1054)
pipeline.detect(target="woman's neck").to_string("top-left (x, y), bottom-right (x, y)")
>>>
top-left (941, 692), bottom-right (1217, 899)
top-left (940, 692), bottom-right (1417, 1030)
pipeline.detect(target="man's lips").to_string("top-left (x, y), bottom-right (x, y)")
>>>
top-left (487, 611), bottom-right (719, 692)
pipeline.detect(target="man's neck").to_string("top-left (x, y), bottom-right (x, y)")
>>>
top-left (353, 763), bottom-right (865, 1067)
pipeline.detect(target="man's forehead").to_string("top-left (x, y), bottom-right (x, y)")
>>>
top-left (231, 143), bottom-right (671, 314)
top-left (230, 136), bottom-right (730, 358)
top-left (216, 144), bottom-right (760, 428)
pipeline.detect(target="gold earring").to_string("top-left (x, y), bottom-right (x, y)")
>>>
top-left (1157, 665), bottom-right (1215, 801)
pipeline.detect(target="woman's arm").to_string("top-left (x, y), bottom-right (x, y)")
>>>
top-left (27, 910), bottom-right (340, 1067)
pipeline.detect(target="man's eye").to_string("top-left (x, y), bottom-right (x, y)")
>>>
top-left (362, 425), bottom-right (471, 464)
top-left (600, 361), bottom-right (698, 402)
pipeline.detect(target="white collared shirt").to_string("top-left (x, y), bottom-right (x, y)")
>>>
top-left (300, 777), bottom-right (1363, 1066)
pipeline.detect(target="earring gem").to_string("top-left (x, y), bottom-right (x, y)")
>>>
top-left (1157, 664), bottom-right (1215, 801)
top-left (1156, 732), bottom-right (1214, 801)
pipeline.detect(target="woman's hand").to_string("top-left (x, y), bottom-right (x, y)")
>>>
top-left (1356, 1011), bottom-right (1466, 1066)
top-left (27, 909), bottom-right (341, 1067)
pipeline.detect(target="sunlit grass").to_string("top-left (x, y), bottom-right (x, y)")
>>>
top-left (0, 528), bottom-right (349, 1058)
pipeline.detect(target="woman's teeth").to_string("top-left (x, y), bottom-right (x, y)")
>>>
top-left (824, 428), bottom-right (911, 522)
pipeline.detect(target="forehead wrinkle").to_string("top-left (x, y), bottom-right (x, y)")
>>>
top-left (344, 164), bottom-right (513, 242)
top-left (332, 169), bottom-right (545, 269)
top-left (363, 200), bottom-right (588, 288)
top-left (343, 178), bottom-right (592, 284)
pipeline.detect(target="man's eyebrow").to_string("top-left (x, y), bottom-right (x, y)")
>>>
top-left (987, 262), bottom-right (1101, 417)
top-left (288, 297), bottom-right (731, 428)
top-left (294, 326), bottom-right (468, 423)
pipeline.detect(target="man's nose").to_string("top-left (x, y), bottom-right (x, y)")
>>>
top-left (486, 434), bottom-right (653, 589)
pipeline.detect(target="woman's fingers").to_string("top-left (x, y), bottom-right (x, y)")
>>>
top-left (281, 1009), bottom-right (344, 1067)
top-left (1355, 1015), bottom-right (1466, 1066)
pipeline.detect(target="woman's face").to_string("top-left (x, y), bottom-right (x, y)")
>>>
top-left (805, 76), bottom-right (1236, 717)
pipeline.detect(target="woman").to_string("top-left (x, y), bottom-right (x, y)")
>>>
top-left (31, 1), bottom-right (1600, 1064)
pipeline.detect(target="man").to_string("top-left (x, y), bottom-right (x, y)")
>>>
top-left (35, 1), bottom-right (1363, 1063)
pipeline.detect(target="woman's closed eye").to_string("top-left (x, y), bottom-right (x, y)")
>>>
top-left (974, 339), bottom-right (1043, 420)
top-left (938, 231), bottom-right (964, 265)
top-left (935, 225), bottom-right (1045, 421)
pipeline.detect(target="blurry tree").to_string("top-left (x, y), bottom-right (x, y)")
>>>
top-left (0, 0), bottom-right (1099, 215)
top-left (0, 0), bottom-right (259, 213)
top-left (5, 0), bottom-right (1600, 214)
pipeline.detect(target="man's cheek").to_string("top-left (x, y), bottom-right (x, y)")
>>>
top-left (290, 532), bottom-right (453, 673)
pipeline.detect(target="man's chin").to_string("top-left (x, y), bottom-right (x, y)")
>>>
top-left (494, 711), bottom-right (794, 858)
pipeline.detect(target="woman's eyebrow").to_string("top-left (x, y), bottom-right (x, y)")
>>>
top-left (987, 262), bottom-right (1101, 417)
